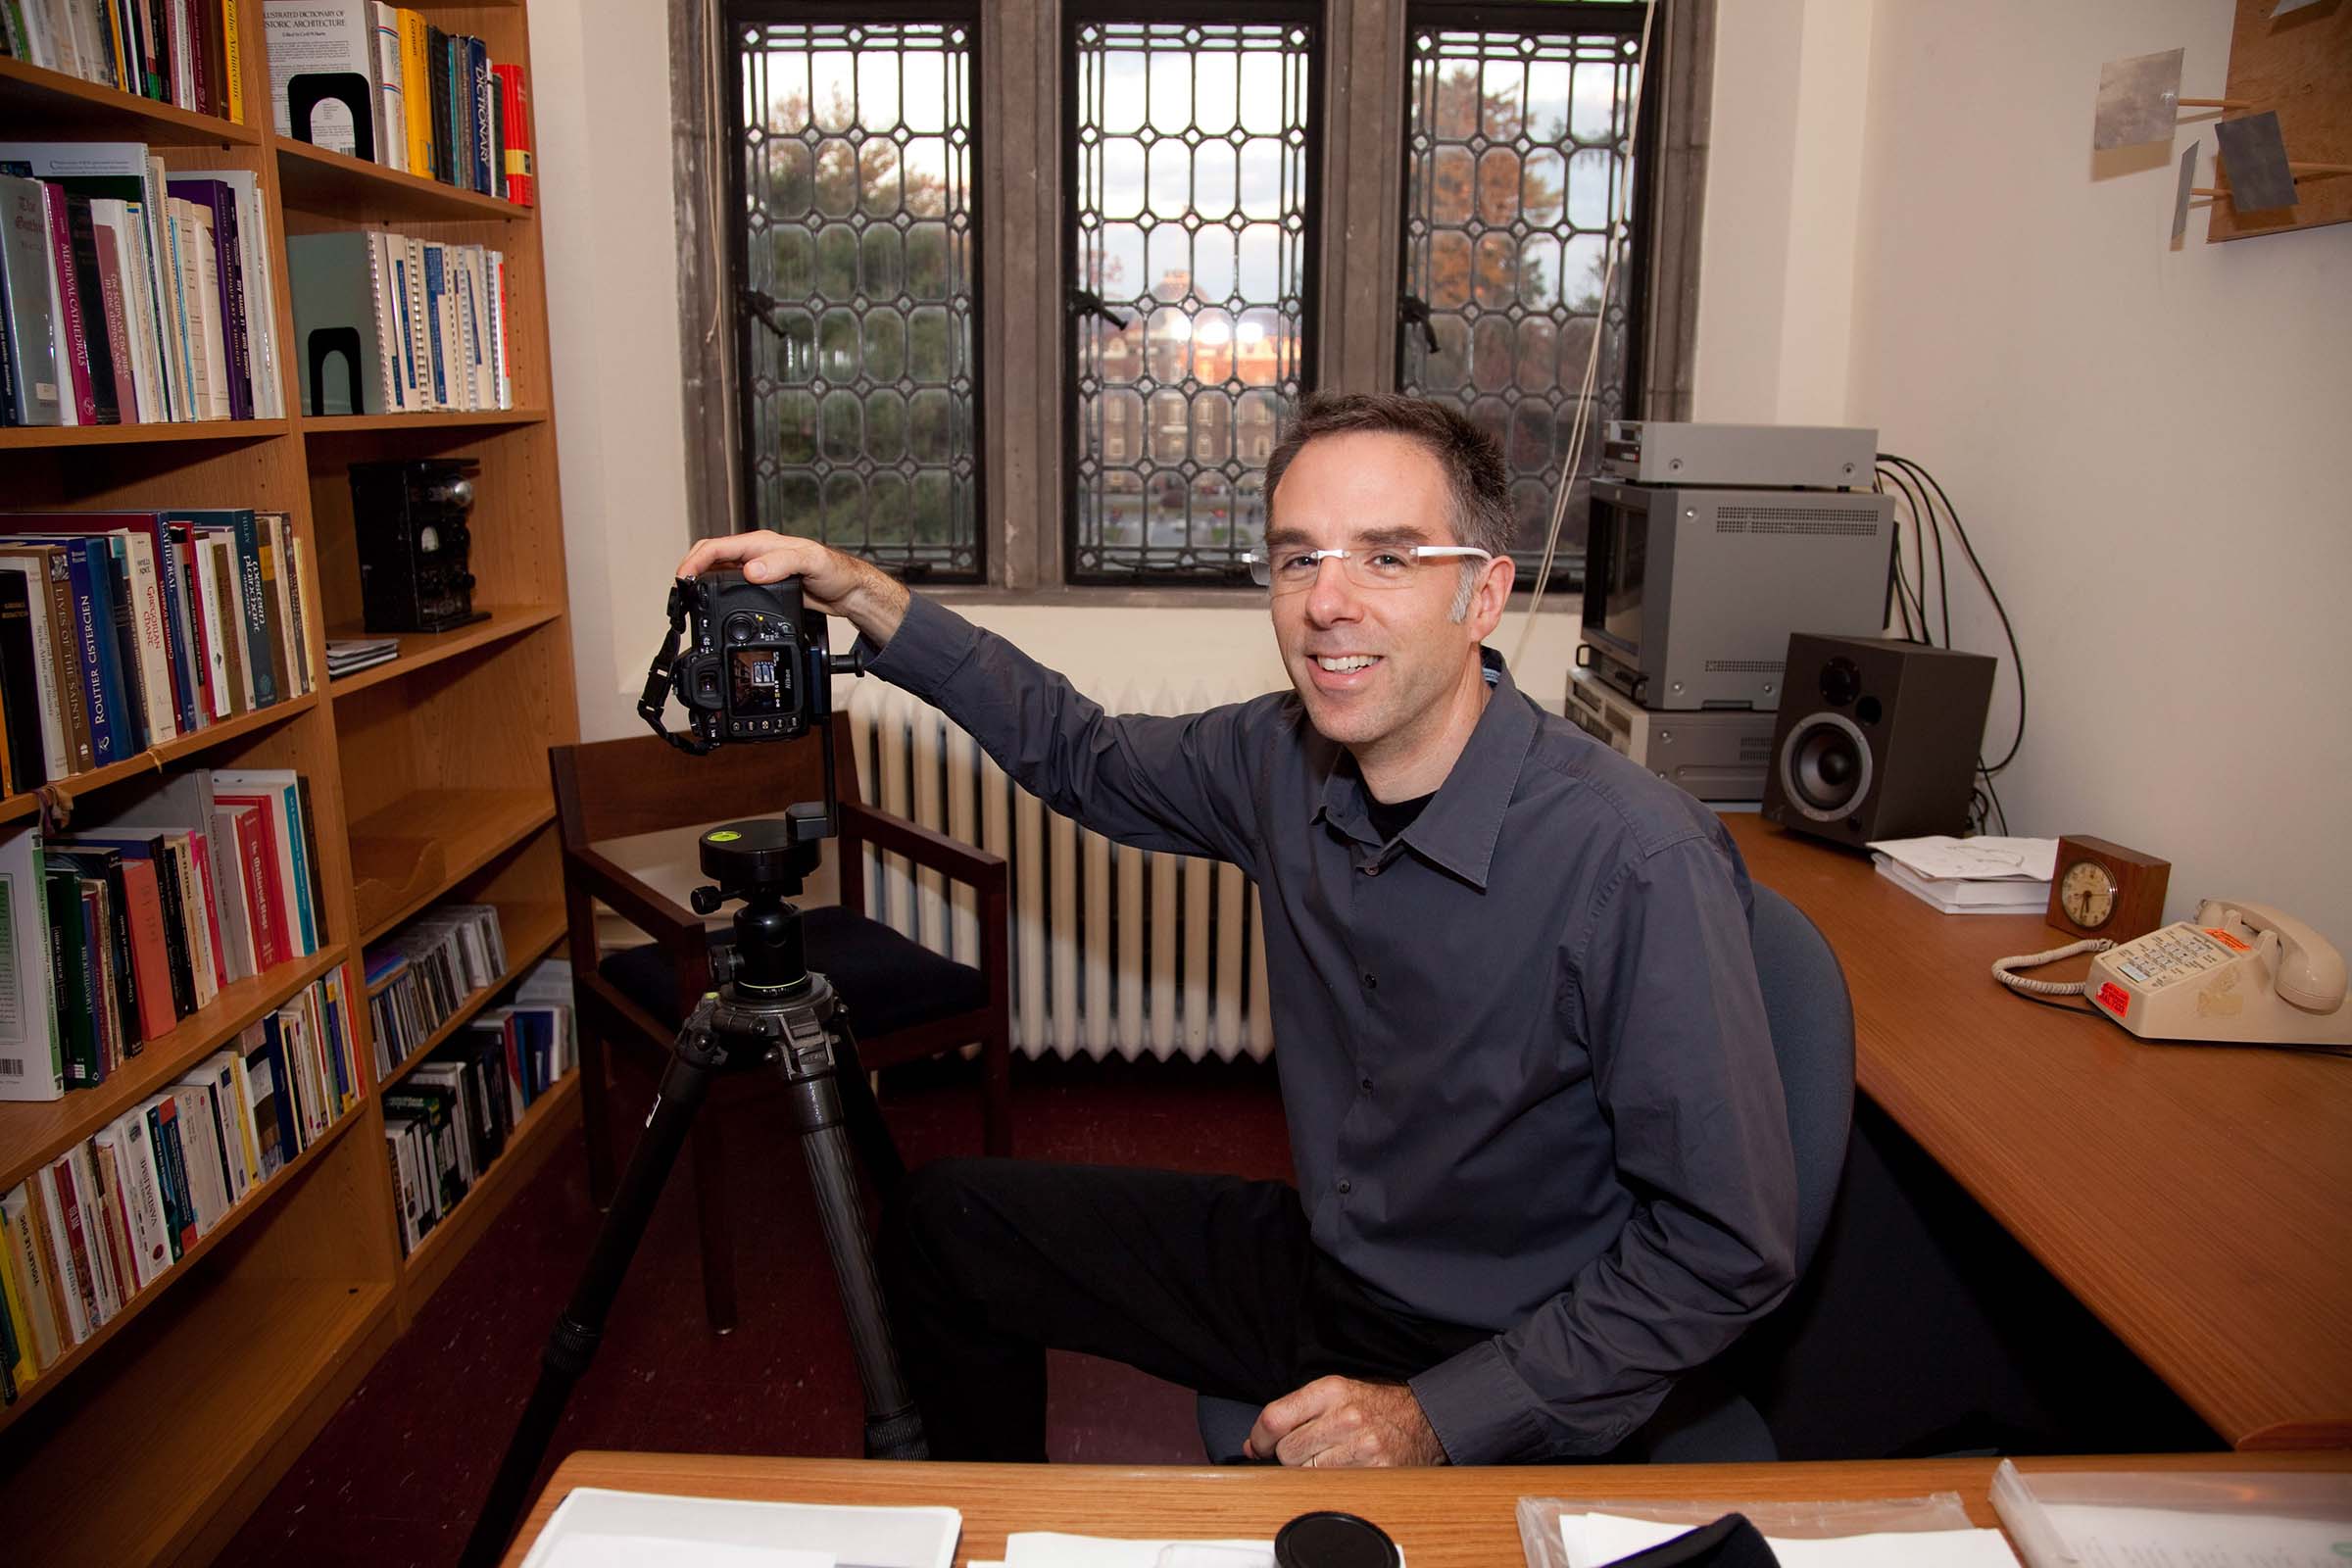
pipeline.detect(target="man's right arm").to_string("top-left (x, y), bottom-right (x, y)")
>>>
top-left (675, 533), bottom-right (1268, 872)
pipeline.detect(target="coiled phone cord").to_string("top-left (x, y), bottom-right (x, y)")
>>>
top-left (1992, 937), bottom-right (2116, 996)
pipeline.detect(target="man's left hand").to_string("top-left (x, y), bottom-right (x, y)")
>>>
top-left (1244, 1376), bottom-right (1447, 1467)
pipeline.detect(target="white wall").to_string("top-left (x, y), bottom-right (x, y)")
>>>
top-left (532, 0), bottom-right (2352, 943)
top-left (1700, 0), bottom-right (2352, 941)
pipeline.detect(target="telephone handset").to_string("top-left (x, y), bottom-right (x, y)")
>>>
top-left (1996, 900), bottom-right (2352, 1048)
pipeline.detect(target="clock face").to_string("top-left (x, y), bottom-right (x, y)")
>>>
top-left (2060, 858), bottom-right (2118, 928)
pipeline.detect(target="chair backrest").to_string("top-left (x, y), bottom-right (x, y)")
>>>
top-left (1747, 884), bottom-right (1855, 1275)
top-left (550, 711), bottom-right (862, 850)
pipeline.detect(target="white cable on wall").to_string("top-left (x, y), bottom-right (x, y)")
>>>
top-left (1512, 0), bottom-right (1660, 668)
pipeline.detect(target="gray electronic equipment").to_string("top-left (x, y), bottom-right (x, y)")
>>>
top-left (1566, 668), bottom-right (1779, 802)
top-left (1600, 420), bottom-right (1877, 489)
top-left (1580, 478), bottom-right (1894, 711)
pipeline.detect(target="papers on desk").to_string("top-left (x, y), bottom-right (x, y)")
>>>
top-left (973, 1538), bottom-right (1407, 1568)
top-left (516, 1487), bottom-right (960, 1568)
top-left (1555, 1511), bottom-right (2019, 1566)
top-left (1990, 1460), bottom-right (2352, 1567)
top-left (1868, 835), bottom-right (2057, 916)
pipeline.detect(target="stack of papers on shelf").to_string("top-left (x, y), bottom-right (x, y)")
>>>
top-left (326, 637), bottom-right (401, 677)
top-left (1868, 835), bottom-right (2057, 916)
top-left (1557, 1511), bottom-right (2020, 1565)
top-left (517, 1488), bottom-right (960, 1568)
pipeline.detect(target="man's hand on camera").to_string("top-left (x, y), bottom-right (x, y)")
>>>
top-left (1245, 1376), bottom-right (1447, 1468)
top-left (675, 531), bottom-right (911, 649)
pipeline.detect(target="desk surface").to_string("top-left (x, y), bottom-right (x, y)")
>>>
top-left (1724, 815), bottom-right (2352, 1450)
top-left (503, 1450), bottom-right (2352, 1566)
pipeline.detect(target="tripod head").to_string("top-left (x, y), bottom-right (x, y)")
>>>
top-left (692, 811), bottom-right (832, 995)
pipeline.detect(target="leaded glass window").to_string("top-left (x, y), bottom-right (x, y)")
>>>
top-left (1067, 12), bottom-right (1320, 585)
top-left (732, 13), bottom-right (982, 580)
top-left (1399, 12), bottom-right (1649, 589)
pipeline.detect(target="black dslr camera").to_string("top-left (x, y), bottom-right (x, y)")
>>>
top-left (642, 569), bottom-right (863, 753)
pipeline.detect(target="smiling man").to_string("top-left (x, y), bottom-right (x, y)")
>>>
top-left (676, 391), bottom-right (1796, 1467)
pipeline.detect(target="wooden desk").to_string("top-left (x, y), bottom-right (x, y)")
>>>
top-left (502, 1450), bottom-right (2352, 1566)
top-left (1724, 815), bottom-right (2352, 1450)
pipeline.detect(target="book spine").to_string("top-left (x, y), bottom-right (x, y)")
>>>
top-left (63, 196), bottom-right (121, 424)
top-left (144, 1099), bottom-right (191, 1258)
top-left (220, 0), bottom-right (243, 122)
top-left (38, 183), bottom-right (97, 426)
top-left (87, 218), bottom-right (139, 423)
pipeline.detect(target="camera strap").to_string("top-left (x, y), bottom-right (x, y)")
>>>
top-left (641, 580), bottom-right (714, 754)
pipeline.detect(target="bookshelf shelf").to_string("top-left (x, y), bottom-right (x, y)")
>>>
top-left (0, 57), bottom-right (262, 146)
top-left (0, 1270), bottom-right (398, 1567)
top-left (351, 789), bottom-right (557, 943)
top-left (398, 1067), bottom-right (579, 1306)
top-left (0, 693), bottom-right (318, 829)
top-left (327, 605), bottom-right (562, 698)
top-left (375, 902), bottom-right (564, 1093)
top-left (275, 136), bottom-right (535, 223)
top-left (300, 408), bottom-right (548, 436)
top-left (0, 945), bottom-right (350, 1193)
top-left (0, 417), bottom-right (289, 449)
top-left (0, 1092), bottom-right (369, 1437)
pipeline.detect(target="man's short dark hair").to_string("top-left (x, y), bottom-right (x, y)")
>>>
top-left (1262, 391), bottom-right (1513, 560)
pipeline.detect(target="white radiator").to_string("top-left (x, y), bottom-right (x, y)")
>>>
top-left (845, 680), bottom-right (1274, 1063)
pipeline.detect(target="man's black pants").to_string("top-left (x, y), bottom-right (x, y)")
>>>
top-left (879, 1157), bottom-right (1490, 1462)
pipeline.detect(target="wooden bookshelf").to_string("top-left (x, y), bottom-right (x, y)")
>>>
top-left (375, 900), bottom-right (564, 1092)
top-left (0, 5), bottom-right (580, 1561)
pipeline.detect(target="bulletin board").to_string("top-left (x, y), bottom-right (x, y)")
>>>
top-left (2207, 0), bottom-right (2352, 241)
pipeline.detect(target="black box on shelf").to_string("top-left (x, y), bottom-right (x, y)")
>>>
top-left (349, 460), bottom-right (490, 634)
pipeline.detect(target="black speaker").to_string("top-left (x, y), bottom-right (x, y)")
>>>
top-left (1761, 634), bottom-right (1998, 847)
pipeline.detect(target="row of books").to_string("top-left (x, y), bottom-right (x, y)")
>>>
top-left (264, 1), bottom-right (534, 204)
top-left (0, 965), bottom-right (361, 1402)
top-left (364, 898), bottom-right (505, 1080)
top-left (289, 227), bottom-right (512, 416)
top-left (0, 0), bottom-right (245, 122)
top-left (0, 141), bottom-right (282, 426)
top-left (0, 767), bottom-right (326, 1102)
top-left (385, 956), bottom-right (572, 1256)
top-left (0, 509), bottom-right (316, 794)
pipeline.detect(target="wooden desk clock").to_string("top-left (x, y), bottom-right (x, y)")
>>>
top-left (2048, 834), bottom-right (2171, 943)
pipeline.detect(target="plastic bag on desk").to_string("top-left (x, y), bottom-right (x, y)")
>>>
top-left (1516, 1492), bottom-right (1992, 1567)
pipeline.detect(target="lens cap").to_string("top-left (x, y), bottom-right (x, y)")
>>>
top-left (1272, 1511), bottom-right (1400, 1568)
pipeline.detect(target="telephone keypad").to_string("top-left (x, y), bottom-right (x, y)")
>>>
top-left (2113, 925), bottom-right (2230, 990)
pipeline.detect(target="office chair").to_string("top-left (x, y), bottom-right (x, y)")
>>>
top-left (1196, 882), bottom-right (1855, 1463)
top-left (550, 717), bottom-right (1011, 1332)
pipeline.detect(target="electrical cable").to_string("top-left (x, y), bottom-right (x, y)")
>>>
top-left (1875, 462), bottom-right (1940, 646)
top-left (1979, 762), bottom-right (2009, 835)
top-left (1883, 453), bottom-right (2028, 774)
top-left (1513, 0), bottom-right (1659, 665)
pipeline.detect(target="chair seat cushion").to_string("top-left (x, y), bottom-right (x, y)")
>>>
top-left (600, 905), bottom-right (989, 1042)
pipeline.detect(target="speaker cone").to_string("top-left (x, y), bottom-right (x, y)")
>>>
top-left (1778, 712), bottom-right (1873, 822)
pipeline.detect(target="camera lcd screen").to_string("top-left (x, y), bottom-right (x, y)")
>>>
top-left (729, 647), bottom-right (787, 713)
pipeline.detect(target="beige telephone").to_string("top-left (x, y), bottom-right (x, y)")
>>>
top-left (1996, 901), bottom-right (2352, 1047)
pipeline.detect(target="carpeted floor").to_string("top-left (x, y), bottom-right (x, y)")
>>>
top-left (215, 1054), bottom-right (1293, 1568)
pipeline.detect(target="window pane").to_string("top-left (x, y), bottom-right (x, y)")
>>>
top-left (1071, 16), bottom-right (1318, 585)
top-left (1399, 19), bottom-right (1645, 590)
top-left (737, 17), bottom-right (981, 580)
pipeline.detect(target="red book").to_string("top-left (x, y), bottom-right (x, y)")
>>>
top-left (90, 221), bottom-right (141, 423)
top-left (189, 829), bottom-right (228, 992)
top-left (36, 183), bottom-right (97, 425)
top-left (118, 858), bottom-right (180, 1043)
top-left (494, 64), bottom-right (534, 207)
top-left (216, 800), bottom-right (285, 970)
top-left (46, 1158), bottom-right (100, 1331)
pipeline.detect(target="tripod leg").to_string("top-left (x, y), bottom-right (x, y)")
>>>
top-left (785, 1056), bottom-right (927, 1460)
top-left (460, 1047), bottom-right (718, 1568)
top-left (827, 1014), bottom-right (906, 1197)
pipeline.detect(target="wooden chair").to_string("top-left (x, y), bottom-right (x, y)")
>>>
top-left (550, 716), bottom-right (1010, 1331)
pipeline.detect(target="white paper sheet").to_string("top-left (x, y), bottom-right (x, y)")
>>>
top-left (539, 1538), bottom-right (831, 1568)
top-left (1559, 1512), bottom-right (2020, 1566)
top-left (1866, 836), bottom-right (2058, 882)
top-left (2034, 1501), bottom-right (2352, 1566)
top-left (1000, 1535), bottom-right (1273, 1567)
top-left (516, 1487), bottom-right (959, 1568)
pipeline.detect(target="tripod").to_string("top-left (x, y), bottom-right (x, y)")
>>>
top-left (460, 808), bottom-right (926, 1568)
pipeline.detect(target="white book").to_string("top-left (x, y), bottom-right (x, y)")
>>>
top-left (147, 161), bottom-right (194, 421)
top-left (184, 202), bottom-right (231, 419)
top-left (367, 228), bottom-right (402, 412)
top-left (0, 825), bottom-right (62, 1102)
top-left (87, 200), bottom-right (159, 421)
top-left (385, 1126), bottom-right (420, 1251)
top-left (106, 1108), bottom-right (172, 1291)
top-left (40, 0), bottom-right (85, 82)
top-left (401, 234), bottom-right (432, 410)
top-left (208, 806), bottom-right (258, 983)
top-left (170, 1082), bottom-right (229, 1231)
top-left (187, 532), bottom-right (232, 717)
top-left (368, 2), bottom-right (408, 173)
top-left (120, 530), bottom-right (180, 744)
top-left (486, 249), bottom-right (510, 408)
top-left (0, 561), bottom-right (71, 781)
top-left (264, 0), bottom-right (380, 159)
top-left (203, 534), bottom-right (255, 711)
top-left (167, 200), bottom-right (213, 420)
top-left (31, 1164), bottom-right (90, 1344)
